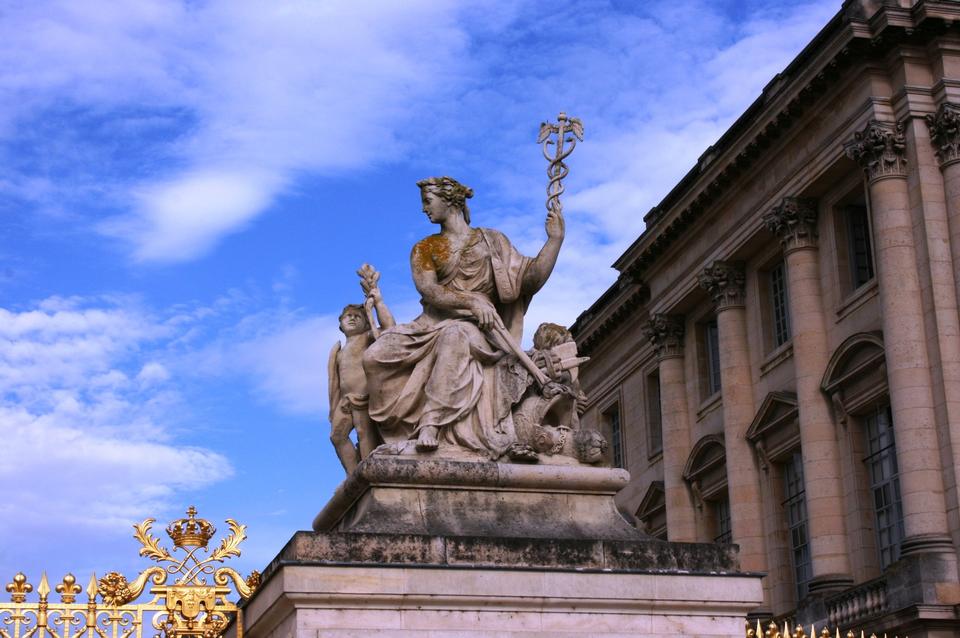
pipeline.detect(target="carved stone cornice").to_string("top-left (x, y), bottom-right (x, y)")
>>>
top-left (925, 102), bottom-right (960, 168)
top-left (643, 314), bottom-right (685, 360)
top-left (698, 261), bottom-right (746, 310)
top-left (844, 119), bottom-right (907, 181)
top-left (763, 197), bottom-right (819, 253)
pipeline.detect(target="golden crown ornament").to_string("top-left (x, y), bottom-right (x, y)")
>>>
top-left (166, 506), bottom-right (217, 548)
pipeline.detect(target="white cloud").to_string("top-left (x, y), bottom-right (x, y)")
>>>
top-left (0, 0), bottom-right (470, 262)
top-left (0, 298), bottom-right (232, 533)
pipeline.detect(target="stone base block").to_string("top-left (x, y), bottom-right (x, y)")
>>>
top-left (312, 457), bottom-right (643, 540)
top-left (236, 531), bottom-right (762, 637)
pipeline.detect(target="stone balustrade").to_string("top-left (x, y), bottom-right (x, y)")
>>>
top-left (824, 576), bottom-right (888, 627)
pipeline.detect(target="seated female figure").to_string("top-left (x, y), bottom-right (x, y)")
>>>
top-left (362, 176), bottom-right (564, 458)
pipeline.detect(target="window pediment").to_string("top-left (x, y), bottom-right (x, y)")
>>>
top-left (821, 331), bottom-right (887, 418)
top-left (746, 391), bottom-right (799, 467)
top-left (635, 481), bottom-right (666, 539)
top-left (683, 434), bottom-right (727, 502)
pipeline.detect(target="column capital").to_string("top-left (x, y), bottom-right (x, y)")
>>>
top-left (643, 314), bottom-right (685, 360)
top-left (763, 197), bottom-right (819, 253)
top-left (925, 102), bottom-right (960, 168)
top-left (844, 119), bottom-right (907, 181)
top-left (698, 260), bottom-right (746, 310)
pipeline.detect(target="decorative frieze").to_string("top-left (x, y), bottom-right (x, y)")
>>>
top-left (844, 119), bottom-right (907, 181)
top-left (925, 102), bottom-right (960, 167)
top-left (643, 314), bottom-right (685, 360)
top-left (698, 260), bottom-right (746, 310)
top-left (763, 197), bottom-right (818, 252)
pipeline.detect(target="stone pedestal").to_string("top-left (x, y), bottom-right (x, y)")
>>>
top-left (237, 458), bottom-right (764, 637)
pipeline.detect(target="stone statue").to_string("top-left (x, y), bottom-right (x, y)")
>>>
top-left (327, 114), bottom-right (605, 470)
top-left (361, 176), bottom-right (563, 457)
top-left (327, 264), bottom-right (395, 473)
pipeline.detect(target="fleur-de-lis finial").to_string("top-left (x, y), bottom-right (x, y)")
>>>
top-left (6, 572), bottom-right (33, 603)
top-left (56, 573), bottom-right (82, 603)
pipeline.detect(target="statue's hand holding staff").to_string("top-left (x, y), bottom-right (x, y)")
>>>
top-left (545, 208), bottom-right (565, 241)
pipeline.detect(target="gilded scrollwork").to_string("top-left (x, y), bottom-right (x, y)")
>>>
top-left (3, 507), bottom-right (258, 638)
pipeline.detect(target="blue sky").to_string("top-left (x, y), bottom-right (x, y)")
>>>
top-left (0, 0), bottom-right (839, 587)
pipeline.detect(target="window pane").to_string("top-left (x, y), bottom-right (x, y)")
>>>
top-left (770, 261), bottom-right (791, 347)
top-left (847, 205), bottom-right (875, 288)
top-left (706, 320), bottom-right (721, 395)
top-left (606, 404), bottom-right (624, 469)
top-left (864, 405), bottom-right (904, 569)
top-left (782, 450), bottom-right (812, 600)
top-left (714, 498), bottom-right (732, 544)
top-left (647, 373), bottom-right (662, 455)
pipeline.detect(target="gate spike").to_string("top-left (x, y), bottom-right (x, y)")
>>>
top-left (86, 573), bottom-right (98, 601)
top-left (37, 572), bottom-right (50, 599)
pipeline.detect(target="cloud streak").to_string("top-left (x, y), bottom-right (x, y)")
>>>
top-left (0, 297), bottom-right (232, 537)
top-left (1, 0), bottom-right (470, 261)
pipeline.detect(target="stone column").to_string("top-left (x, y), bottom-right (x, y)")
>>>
top-left (844, 120), bottom-right (951, 552)
top-left (698, 261), bottom-right (767, 574)
top-left (762, 198), bottom-right (853, 593)
top-left (927, 102), bottom-right (960, 290)
top-left (925, 103), bottom-right (960, 551)
top-left (644, 314), bottom-right (697, 542)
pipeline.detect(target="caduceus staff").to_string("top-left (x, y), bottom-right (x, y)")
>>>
top-left (476, 113), bottom-right (584, 391)
top-left (538, 112), bottom-right (584, 218)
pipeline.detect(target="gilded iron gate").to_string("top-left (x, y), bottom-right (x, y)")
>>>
top-left (1, 508), bottom-right (259, 638)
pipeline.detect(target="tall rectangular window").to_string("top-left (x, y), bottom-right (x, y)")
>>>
top-left (783, 450), bottom-right (812, 600)
top-left (605, 404), bottom-right (624, 469)
top-left (714, 498), bottom-right (732, 544)
top-left (847, 205), bottom-right (875, 289)
top-left (864, 405), bottom-right (904, 569)
top-left (706, 319), bottom-right (722, 395)
top-left (770, 261), bottom-right (791, 347)
top-left (647, 372), bottom-right (662, 456)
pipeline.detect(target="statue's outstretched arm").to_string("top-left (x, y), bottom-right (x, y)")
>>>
top-left (522, 208), bottom-right (565, 294)
top-left (369, 287), bottom-right (395, 330)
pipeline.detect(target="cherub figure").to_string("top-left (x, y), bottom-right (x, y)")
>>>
top-left (328, 264), bottom-right (395, 473)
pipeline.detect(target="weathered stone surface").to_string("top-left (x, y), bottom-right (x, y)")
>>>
top-left (262, 531), bottom-right (741, 582)
top-left (312, 456), bottom-right (637, 540)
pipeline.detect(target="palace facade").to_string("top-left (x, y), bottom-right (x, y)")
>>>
top-left (571, 1), bottom-right (960, 635)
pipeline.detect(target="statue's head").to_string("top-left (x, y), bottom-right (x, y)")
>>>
top-left (417, 176), bottom-right (474, 224)
top-left (339, 304), bottom-right (369, 336)
top-left (533, 322), bottom-right (573, 350)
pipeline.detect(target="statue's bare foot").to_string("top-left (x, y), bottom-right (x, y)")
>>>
top-left (416, 426), bottom-right (440, 452)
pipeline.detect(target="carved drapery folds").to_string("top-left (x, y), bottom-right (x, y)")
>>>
top-left (844, 119), bottom-right (907, 181)
top-left (698, 260), bottom-right (746, 310)
top-left (643, 313), bottom-right (685, 360)
top-left (925, 102), bottom-right (960, 167)
top-left (763, 197), bottom-right (818, 252)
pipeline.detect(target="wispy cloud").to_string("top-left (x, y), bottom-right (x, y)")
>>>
top-left (0, 0), bottom-right (469, 261)
top-left (0, 297), bottom-right (232, 536)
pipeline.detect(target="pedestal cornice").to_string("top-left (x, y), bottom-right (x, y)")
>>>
top-left (844, 119), bottom-right (908, 182)
top-left (763, 197), bottom-right (819, 253)
top-left (698, 261), bottom-right (746, 310)
top-left (643, 314), bottom-right (685, 361)
top-left (925, 102), bottom-right (960, 168)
